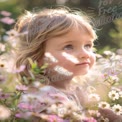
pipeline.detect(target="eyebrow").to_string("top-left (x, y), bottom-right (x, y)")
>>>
top-left (86, 40), bottom-right (94, 43)
top-left (59, 41), bottom-right (74, 46)
top-left (61, 40), bottom-right (93, 45)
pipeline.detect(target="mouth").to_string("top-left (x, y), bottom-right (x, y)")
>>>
top-left (76, 62), bottom-right (90, 66)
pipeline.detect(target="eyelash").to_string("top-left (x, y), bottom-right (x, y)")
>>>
top-left (63, 44), bottom-right (74, 50)
top-left (63, 44), bottom-right (93, 51)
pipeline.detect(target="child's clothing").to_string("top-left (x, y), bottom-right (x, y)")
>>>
top-left (19, 85), bottom-right (88, 121)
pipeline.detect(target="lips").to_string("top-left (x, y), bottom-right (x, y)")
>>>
top-left (76, 62), bottom-right (90, 65)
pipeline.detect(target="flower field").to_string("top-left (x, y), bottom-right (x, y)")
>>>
top-left (0, 10), bottom-right (122, 122)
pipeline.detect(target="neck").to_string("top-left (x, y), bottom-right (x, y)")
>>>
top-left (49, 78), bottom-right (72, 91)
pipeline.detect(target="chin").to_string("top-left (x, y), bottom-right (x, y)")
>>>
top-left (74, 70), bottom-right (89, 76)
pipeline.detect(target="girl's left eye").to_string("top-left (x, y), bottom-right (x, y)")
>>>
top-left (84, 44), bottom-right (93, 50)
top-left (63, 44), bottom-right (74, 50)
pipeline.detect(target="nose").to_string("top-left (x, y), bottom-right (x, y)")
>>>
top-left (77, 48), bottom-right (90, 59)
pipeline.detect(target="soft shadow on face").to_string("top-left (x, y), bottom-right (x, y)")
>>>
top-left (42, 52), bottom-right (74, 83)
top-left (39, 27), bottom-right (96, 83)
top-left (42, 51), bottom-right (95, 83)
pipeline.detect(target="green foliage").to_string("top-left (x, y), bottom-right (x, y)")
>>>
top-left (28, 58), bottom-right (48, 75)
top-left (0, 0), bottom-right (122, 51)
top-left (109, 19), bottom-right (122, 48)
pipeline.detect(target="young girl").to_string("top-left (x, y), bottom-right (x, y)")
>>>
top-left (14, 7), bottom-right (115, 122)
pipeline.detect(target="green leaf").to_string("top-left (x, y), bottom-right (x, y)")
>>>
top-left (40, 63), bottom-right (48, 70)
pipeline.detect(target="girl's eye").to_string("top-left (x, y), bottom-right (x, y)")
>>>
top-left (63, 44), bottom-right (74, 50)
top-left (84, 44), bottom-right (92, 50)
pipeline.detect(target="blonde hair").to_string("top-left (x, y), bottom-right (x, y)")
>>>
top-left (14, 7), bottom-right (97, 81)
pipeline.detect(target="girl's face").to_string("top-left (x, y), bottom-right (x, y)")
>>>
top-left (41, 27), bottom-right (95, 79)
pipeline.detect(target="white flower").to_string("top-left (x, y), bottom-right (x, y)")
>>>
top-left (87, 86), bottom-right (96, 93)
top-left (21, 93), bottom-right (37, 102)
top-left (88, 93), bottom-right (100, 102)
top-left (57, 106), bottom-right (67, 118)
top-left (63, 101), bottom-right (80, 112)
top-left (88, 110), bottom-right (100, 117)
top-left (119, 91), bottom-right (122, 98)
top-left (108, 90), bottom-right (119, 100)
top-left (98, 101), bottom-right (110, 109)
top-left (0, 105), bottom-right (11, 120)
top-left (0, 43), bottom-right (6, 51)
top-left (72, 112), bottom-right (82, 120)
top-left (112, 104), bottom-right (122, 115)
top-left (103, 51), bottom-right (114, 56)
top-left (32, 81), bottom-right (41, 88)
top-left (98, 116), bottom-right (109, 122)
top-left (46, 104), bottom-right (57, 114)
top-left (110, 76), bottom-right (119, 82)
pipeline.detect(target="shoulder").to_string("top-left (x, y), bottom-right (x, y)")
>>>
top-left (20, 85), bottom-right (69, 103)
top-left (20, 86), bottom-right (58, 99)
top-left (19, 86), bottom-right (69, 114)
top-left (39, 85), bottom-right (60, 93)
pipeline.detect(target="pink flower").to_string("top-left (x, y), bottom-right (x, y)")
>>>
top-left (0, 75), bottom-right (6, 83)
top-left (0, 17), bottom-right (15, 24)
top-left (15, 113), bottom-right (22, 118)
top-left (13, 65), bottom-right (25, 73)
top-left (15, 112), bottom-right (32, 119)
top-left (16, 85), bottom-right (28, 92)
top-left (48, 115), bottom-right (58, 122)
top-left (18, 102), bottom-right (34, 112)
top-left (48, 115), bottom-right (65, 122)
top-left (83, 117), bottom-right (97, 122)
top-left (0, 11), bottom-right (11, 16)
top-left (0, 92), bottom-right (10, 99)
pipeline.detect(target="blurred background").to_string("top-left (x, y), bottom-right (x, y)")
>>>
top-left (0, 0), bottom-right (122, 53)
top-left (0, 0), bottom-right (122, 114)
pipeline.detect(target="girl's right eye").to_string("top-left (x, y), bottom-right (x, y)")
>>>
top-left (63, 44), bottom-right (74, 50)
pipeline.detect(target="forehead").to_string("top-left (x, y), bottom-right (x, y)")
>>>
top-left (46, 27), bottom-right (94, 46)
top-left (59, 27), bottom-right (91, 39)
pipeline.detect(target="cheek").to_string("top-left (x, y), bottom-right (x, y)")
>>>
top-left (42, 52), bottom-right (58, 65)
top-left (42, 53), bottom-right (64, 68)
top-left (55, 56), bottom-right (67, 67)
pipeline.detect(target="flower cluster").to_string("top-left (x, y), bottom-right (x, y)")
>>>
top-left (0, 11), bottom-right (15, 25)
top-left (0, 60), bottom-right (92, 122)
top-left (0, 18), bottom-right (122, 121)
top-left (83, 50), bottom-right (122, 121)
